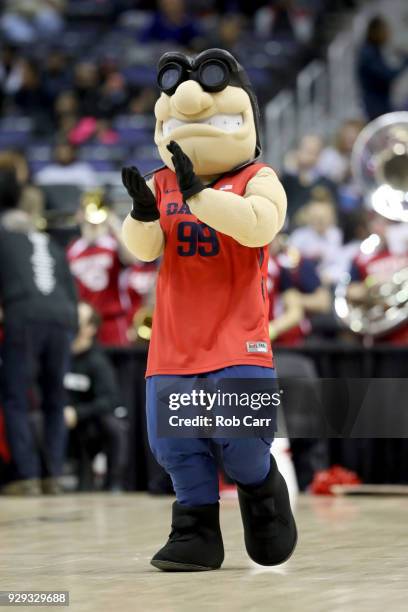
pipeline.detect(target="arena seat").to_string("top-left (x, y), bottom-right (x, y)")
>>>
top-left (116, 129), bottom-right (154, 147)
top-left (27, 144), bottom-right (53, 162)
top-left (0, 117), bottom-right (33, 150)
top-left (113, 115), bottom-right (155, 130)
top-left (78, 144), bottom-right (129, 162)
top-left (121, 65), bottom-right (157, 87)
top-left (0, 131), bottom-right (33, 150)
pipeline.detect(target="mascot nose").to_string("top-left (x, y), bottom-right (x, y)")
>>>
top-left (172, 81), bottom-right (213, 116)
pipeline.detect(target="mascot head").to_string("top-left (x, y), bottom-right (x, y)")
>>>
top-left (154, 49), bottom-right (261, 177)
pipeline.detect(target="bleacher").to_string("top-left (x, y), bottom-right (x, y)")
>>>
top-left (0, 0), bottom-right (349, 202)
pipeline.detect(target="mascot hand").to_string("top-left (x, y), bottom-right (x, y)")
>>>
top-left (122, 166), bottom-right (160, 222)
top-left (167, 141), bottom-right (204, 201)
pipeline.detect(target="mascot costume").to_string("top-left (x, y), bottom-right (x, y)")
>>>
top-left (122, 49), bottom-right (297, 571)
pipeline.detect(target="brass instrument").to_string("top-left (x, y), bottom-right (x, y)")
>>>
top-left (81, 189), bottom-right (109, 225)
top-left (335, 112), bottom-right (408, 338)
top-left (335, 256), bottom-right (408, 337)
top-left (132, 306), bottom-right (154, 342)
top-left (351, 111), bottom-right (408, 222)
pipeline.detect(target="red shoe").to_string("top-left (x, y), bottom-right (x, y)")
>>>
top-left (311, 465), bottom-right (361, 495)
top-left (218, 473), bottom-right (237, 499)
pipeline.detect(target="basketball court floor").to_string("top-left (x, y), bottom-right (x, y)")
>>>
top-left (0, 493), bottom-right (407, 611)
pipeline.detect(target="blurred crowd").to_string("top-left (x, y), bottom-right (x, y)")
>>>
top-left (0, 0), bottom-right (355, 177)
top-left (3, 1), bottom-right (401, 353)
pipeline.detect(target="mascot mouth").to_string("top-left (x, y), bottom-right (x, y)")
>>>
top-left (162, 113), bottom-right (244, 137)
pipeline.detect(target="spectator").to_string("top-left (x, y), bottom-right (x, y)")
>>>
top-left (0, 44), bottom-right (23, 101)
top-left (97, 71), bottom-right (129, 118)
top-left (0, 151), bottom-right (45, 219)
top-left (68, 117), bottom-right (119, 147)
top-left (127, 87), bottom-right (156, 115)
top-left (73, 62), bottom-right (101, 117)
top-left (267, 236), bottom-right (304, 344)
top-left (267, 233), bottom-right (330, 490)
top-left (357, 16), bottom-right (408, 120)
top-left (67, 191), bottom-right (137, 346)
top-left (53, 90), bottom-right (79, 136)
top-left (289, 191), bottom-right (344, 286)
top-left (268, 234), bottom-right (331, 345)
top-left (335, 210), bottom-right (369, 281)
top-left (92, 118), bottom-right (119, 145)
top-left (0, 168), bottom-right (21, 215)
top-left (207, 13), bottom-right (245, 55)
top-left (317, 119), bottom-right (365, 213)
top-left (0, 0), bottom-right (66, 45)
top-left (54, 90), bottom-right (78, 121)
top-left (347, 214), bottom-right (408, 344)
top-left (64, 302), bottom-right (127, 491)
top-left (12, 59), bottom-right (52, 131)
top-left (34, 141), bottom-right (98, 188)
top-left (0, 175), bottom-right (77, 496)
top-left (281, 134), bottom-right (338, 218)
top-left (42, 50), bottom-right (72, 103)
top-left (255, 0), bottom-right (314, 43)
top-left (140, 0), bottom-right (202, 48)
top-left (317, 119), bottom-right (365, 185)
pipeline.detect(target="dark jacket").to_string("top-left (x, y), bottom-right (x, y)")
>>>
top-left (357, 43), bottom-right (408, 119)
top-left (281, 173), bottom-right (338, 219)
top-left (0, 229), bottom-right (77, 329)
top-left (64, 344), bottom-right (119, 421)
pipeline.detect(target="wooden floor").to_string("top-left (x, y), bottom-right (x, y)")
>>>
top-left (0, 493), bottom-right (407, 612)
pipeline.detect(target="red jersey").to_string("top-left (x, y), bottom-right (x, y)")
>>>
top-left (267, 254), bottom-right (317, 346)
top-left (146, 163), bottom-right (274, 376)
top-left (121, 261), bottom-right (158, 325)
top-left (351, 248), bottom-right (408, 344)
top-left (67, 234), bottom-right (129, 346)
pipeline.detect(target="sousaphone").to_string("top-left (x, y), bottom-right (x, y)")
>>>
top-left (335, 112), bottom-right (408, 338)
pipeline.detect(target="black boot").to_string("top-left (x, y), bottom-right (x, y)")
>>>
top-left (151, 501), bottom-right (224, 571)
top-left (237, 456), bottom-right (297, 566)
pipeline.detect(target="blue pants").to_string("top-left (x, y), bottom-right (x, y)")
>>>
top-left (1, 320), bottom-right (71, 480)
top-left (146, 365), bottom-right (276, 506)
